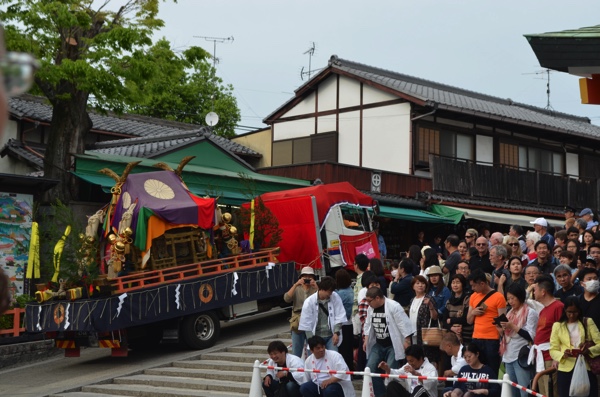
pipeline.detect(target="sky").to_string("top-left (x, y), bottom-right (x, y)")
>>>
top-left (155, 1), bottom-right (600, 134)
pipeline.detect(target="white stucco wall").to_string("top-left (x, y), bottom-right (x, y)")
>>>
top-left (338, 110), bottom-right (360, 165)
top-left (273, 118), bottom-right (315, 140)
top-left (281, 91), bottom-right (315, 118)
top-left (476, 135), bottom-right (494, 164)
top-left (318, 76), bottom-right (337, 112)
top-left (338, 76), bottom-right (360, 108)
top-left (361, 102), bottom-right (411, 173)
top-left (362, 84), bottom-right (398, 104)
top-left (317, 114), bottom-right (336, 133)
top-left (566, 152), bottom-right (579, 177)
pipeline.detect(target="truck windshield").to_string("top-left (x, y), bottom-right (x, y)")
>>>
top-left (340, 205), bottom-right (370, 231)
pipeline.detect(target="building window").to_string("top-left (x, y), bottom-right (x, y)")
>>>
top-left (499, 142), bottom-right (519, 168)
top-left (272, 132), bottom-right (338, 166)
top-left (499, 141), bottom-right (563, 175)
top-left (415, 125), bottom-right (473, 168)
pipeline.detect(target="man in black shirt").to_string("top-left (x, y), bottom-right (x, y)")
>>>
top-left (469, 237), bottom-right (493, 275)
top-left (443, 234), bottom-right (461, 276)
top-left (554, 264), bottom-right (583, 303)
top-left (529, 241), bottom-right (557, 276)
top-left (579, 268), bottom-right (600, 329)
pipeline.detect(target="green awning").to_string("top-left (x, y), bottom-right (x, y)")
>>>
top-left (72, 152), bottom-right (310, 207)
top-left (377, 205), bottom-right (455, 224)
top-left (430, 204), bottom-right (464, 225)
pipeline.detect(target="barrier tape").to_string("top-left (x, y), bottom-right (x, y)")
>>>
top-left (259, 365), bottom-right (546, 397)
top-left (508, 380), bottom-right (546, 397)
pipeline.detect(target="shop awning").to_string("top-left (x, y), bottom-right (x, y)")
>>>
top-left (72, 153), bottom-right (310, 206)
top-left (377, 205), bottom-right (455, 224)
top-left (433, 204), bottom-right (564, 227)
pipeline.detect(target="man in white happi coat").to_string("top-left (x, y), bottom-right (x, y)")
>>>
top-left (379, 345), bottom-right (438, 397)
top-left (299, 276), bottom-right (347, 351)
top-left (301, 336), bottom-right (355, 397)
top-left (263, 340), bottom-right (305, 397)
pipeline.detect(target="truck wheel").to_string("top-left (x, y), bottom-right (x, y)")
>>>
top-left (180, 311), bottom-right (220, 349)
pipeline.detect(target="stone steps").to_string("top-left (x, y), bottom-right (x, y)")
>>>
top-left (48, 331), bottom-right (365, 397)
top-left (50, 333), bottom-right (284, 397)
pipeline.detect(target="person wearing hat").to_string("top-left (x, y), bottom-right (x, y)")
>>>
top-left (564, 205), bottom-right (576, 221)
top-left (530, 217), bottom-right (555, 250)
top-left (284, 266), bottom-right (318, 358)
top-left (579, 208), bottom-right (599, 230)
top-left (585, 255), bottom-right (598, 269)
top-left (426, 265), bottom-right (451, 318)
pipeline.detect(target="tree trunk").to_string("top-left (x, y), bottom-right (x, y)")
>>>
top-left (42, 91), bottom-right (92, 204)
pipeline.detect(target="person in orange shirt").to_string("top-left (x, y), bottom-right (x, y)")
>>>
top-left (467, 269), bottom-right (507, 377)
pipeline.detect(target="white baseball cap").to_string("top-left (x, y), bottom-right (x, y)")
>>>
top-left (530, 217), bottom-right (548, 227)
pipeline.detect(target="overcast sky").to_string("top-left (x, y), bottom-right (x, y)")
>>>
top-left (156, 1), bottom-right (600, 134)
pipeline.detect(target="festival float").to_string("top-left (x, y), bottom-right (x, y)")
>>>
top-left (24, 159), bottom-right (296, 357)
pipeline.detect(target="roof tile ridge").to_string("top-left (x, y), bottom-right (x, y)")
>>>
top-left (330, 55), bottom-right (592, 123)
top-left (94, 129), bottom-right (205, 148)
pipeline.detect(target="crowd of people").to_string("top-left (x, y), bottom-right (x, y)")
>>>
top-left (262, 208), bottom-right (600, 397)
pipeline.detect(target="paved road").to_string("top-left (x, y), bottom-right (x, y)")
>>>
top-left (0, 309), bottom-right (290, 397)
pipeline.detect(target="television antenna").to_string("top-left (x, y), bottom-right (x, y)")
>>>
top-left (300, 42), bottom-right (318, 81)
top-left (523, 68), bottom-right (554, 111)
top-left (193, 35), bottom-right (234, 127)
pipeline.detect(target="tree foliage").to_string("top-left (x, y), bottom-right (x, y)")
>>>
top-left (121, 39), bottom-right (240, 138)
top-left (0, 0), bottom-right (240, 204)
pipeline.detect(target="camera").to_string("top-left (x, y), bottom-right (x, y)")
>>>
top-left (304, 278), bottom-right (311, 284)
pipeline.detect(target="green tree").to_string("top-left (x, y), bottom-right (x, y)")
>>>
top-left (123, 39), bottom-right (241, 138)
top-left (0, 0), bottom-right (240, 204)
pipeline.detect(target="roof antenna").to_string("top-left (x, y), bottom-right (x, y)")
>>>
top-left (300, 42), bottom-right (316, 81)
top-left (523, 68), bottom-right (554, 113)
top-left (193, 35), bottom-right (234, 127)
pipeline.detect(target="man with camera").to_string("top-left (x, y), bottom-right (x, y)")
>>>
top-left (284, 266), bottom-right (318, 358)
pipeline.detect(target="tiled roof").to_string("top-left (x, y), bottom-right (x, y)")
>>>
top-left (8, 94), bottom-right (260, 156)
top-left (89, 128), bottom-right (260, 161)
top-left (364, 191), bottom-right (426, 209)
top-left (524, 25), bottom-right (600, 39)
top-left (418, 192), bottom-right (564, 216)
top-left (267, 55), bottom-right (600, 140)
top-left (0, 139), bottom-right (44, 169)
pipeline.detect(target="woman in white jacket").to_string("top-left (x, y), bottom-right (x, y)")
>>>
top-left (298, 276), bottom-right (348, 351)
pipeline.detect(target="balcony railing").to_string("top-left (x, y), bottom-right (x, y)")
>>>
top-left (431, 155), bottom-right (598, 210)
top-left (0, 308), bottom-right (26, 338)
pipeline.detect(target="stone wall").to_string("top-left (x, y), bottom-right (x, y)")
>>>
top-left (0, 339), bottom-right (61, 370)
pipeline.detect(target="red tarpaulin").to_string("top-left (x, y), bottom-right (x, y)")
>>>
top-left (260, 182), bottom-right (376, 226)
top-left (260, 196), bottom-right (323, 268)
top-left (339, 232), bottom-right (379, 272)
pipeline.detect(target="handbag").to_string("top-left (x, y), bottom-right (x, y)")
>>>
top-left (583, 317), bottom-right (600, 375)
top-left (518, 344), bottom-right (533, 369)
top-left (289, 311), bottom-right (301, 332)
top-left (422, 318), bottom-right (443, 346)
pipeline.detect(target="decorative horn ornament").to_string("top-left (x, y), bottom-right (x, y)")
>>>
top-left (176, 156), bottom-right (196, 177)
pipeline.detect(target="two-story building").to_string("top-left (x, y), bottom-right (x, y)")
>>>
top-left (234, 55), bottom-right (600, 252)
